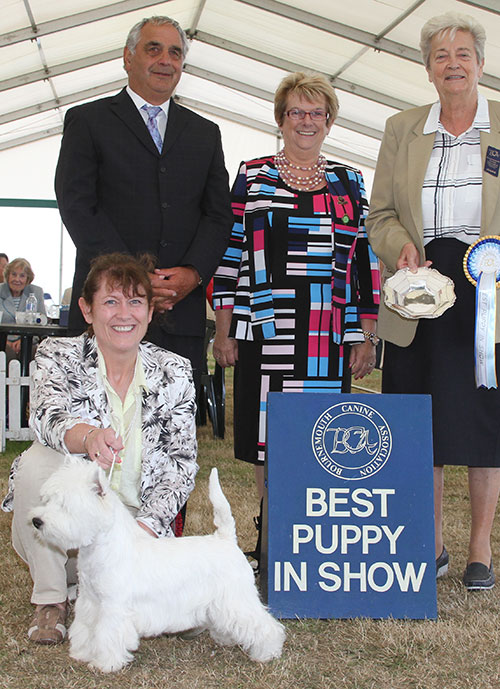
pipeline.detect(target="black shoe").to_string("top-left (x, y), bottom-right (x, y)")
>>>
top-left (436, 546), bottom-right (449, 578)
top-left (463, 561), bottom-right (495, 590)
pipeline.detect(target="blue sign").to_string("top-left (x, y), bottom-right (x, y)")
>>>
top-left (262, 393), bottom-right (436, 619)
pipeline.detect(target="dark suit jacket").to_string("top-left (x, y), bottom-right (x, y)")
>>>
top-left (55, 88), bottom-right (232, 336)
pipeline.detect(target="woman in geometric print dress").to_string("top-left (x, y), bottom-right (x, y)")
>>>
top-left (213, 72), bottom-right (380, 505)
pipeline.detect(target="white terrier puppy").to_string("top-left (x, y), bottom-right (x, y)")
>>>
top-left (31, 459), bottom-right (285, 672)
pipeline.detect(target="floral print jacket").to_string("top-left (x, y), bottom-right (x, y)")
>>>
top-left (2, 334), bottom-right (198, 537)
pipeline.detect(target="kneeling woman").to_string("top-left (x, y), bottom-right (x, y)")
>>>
top-left (2, 253), bottom-right (198, 644)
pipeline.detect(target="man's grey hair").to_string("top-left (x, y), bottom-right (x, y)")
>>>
top-left (420, 11), bottom-right (486, 68)
top-left (126, 16), bottom-right (189, 60)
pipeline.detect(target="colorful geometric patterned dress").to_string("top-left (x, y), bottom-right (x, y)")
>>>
top-left (213, 156), bottom-right (380, 463)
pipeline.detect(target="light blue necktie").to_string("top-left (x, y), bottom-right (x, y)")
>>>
top-left (141, 105), bottom-right (163, 153)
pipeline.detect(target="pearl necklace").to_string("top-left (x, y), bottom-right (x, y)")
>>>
top-left (275, 150), bottom-right (327, 191)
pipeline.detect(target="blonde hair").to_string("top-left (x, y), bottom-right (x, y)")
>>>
top-left (5, 258), bottom-right (34, 285)
top-left (420, 11), bottom-right (486, 67)
top-left (274, 72), bottom-right (339, 126)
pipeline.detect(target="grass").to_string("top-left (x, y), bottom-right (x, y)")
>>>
top-left (1, 369), bottom-right (500, 688)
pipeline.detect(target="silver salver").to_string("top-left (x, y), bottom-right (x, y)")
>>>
top-left (383, 266), bottom-right (456, 319)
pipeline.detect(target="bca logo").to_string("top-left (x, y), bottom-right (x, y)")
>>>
top-left (311, 403), bottom-right (392, 480)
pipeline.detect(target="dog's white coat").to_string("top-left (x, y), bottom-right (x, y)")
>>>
top-left (32, 459), bottom-right (285, 672)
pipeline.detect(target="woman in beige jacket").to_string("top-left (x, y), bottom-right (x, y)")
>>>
top-left (367, 11), bottom-right (500, 591)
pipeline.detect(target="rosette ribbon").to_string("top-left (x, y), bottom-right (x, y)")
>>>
top-left (464, 237), bottom-right (500, 389)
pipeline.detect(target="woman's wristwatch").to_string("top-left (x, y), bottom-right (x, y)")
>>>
top-left (363, 330), bottom-right (380, 346)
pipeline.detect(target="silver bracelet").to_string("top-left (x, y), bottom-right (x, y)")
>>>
top-left (82, 427), bottom-right (98, 452)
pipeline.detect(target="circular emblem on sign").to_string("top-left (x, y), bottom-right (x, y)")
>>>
top-left (311, 402), bottom-right (392, 480)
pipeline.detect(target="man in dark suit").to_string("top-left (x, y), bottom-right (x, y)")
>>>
top-left (55, 16), bottom-right (233, 387)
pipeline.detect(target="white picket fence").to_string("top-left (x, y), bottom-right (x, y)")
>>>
top-left (0, 351), bottom-right (36, 452)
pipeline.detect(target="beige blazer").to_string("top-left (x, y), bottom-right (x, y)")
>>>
top-left (366, 100), bottom-right (500, 346)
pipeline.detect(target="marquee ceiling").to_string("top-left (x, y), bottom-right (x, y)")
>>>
top-left (1, 0), bottom-right (500, 169)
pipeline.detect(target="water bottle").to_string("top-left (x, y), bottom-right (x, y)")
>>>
top-left (25, 293), bottom-right (38, 324)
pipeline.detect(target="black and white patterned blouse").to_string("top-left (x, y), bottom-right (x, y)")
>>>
top-left (2, 334), bottom-right (198, 537)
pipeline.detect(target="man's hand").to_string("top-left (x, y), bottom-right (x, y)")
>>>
top-left (150, 266), bottom-right (200, 312)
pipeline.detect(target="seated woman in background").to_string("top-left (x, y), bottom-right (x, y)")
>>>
top-left (0, 257), bottom-right (46, 358)
top-left (2, 253), bottom-right (198, 644)
top-left (0, 252), bottom-right (8, 282)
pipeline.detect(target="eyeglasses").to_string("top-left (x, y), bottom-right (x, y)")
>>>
top-left (286, 108), bottom-right (329, 121)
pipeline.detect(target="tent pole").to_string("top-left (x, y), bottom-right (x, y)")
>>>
top-left (58, 218), bottom-right (64, 303)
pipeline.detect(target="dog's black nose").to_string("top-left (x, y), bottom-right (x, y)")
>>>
top-left (32, 517), bottom-right (43, 529)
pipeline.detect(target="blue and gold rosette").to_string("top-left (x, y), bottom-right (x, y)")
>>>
top-left (464, 236), bottom-right (500, 389)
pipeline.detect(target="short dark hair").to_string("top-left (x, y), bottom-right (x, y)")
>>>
top-left (0, 253), bottom-right (8, 261)
top-left (81, 253), bottom-right (155, 306)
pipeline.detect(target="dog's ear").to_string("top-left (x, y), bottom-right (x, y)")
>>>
top-left (93, 476), bottom-right (106, 497)
top-left (64, 453), bottom-right (86, 467)
top-left (91, 465), bottom-right (108, 497)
